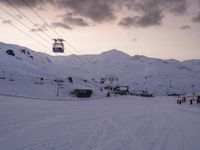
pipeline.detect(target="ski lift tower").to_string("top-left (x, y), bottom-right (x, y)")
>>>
top-left (105, 74), bottom-right (119, 94)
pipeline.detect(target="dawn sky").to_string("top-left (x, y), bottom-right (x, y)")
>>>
top-left (0, 0), bottom-right (200, 60)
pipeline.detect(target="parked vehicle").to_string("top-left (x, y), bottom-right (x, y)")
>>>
top-left (132, 90), bottom-right (154, 97)
top-left (113, 86), bottom-right (129, 95)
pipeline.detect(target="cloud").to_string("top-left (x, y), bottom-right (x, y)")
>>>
top-left (192, 12), bottom-right (200, 22)
top-left (0, 0), bottom-right (43, 7)
top-left (1, 19), bottom-right (12, 24)
top-left (0, 0), bottom-right (197, 28)
top-left (15, 14), bottom-right (23, 19)
top-left (0, 0), bottom-right (115, 25)
top-left (163, 0), bottom-right (188, 15)
top-left (50, 14), bottom-right (88, 30)
top-left (180, 25), bottom-right (191, 30)
top-left (132, 38), bottom-right (138, 42)
top-left (30, 23), bottom-right (48, 32)
top-left (51, 22), bottom-right (72, 30)
top-left (119, 9), bottom-right (163, 28)
top-left (61, 13), bottom-right (89, 27)
top-left (56, 0), bottom-right (188, 26)
top-left (119, 0), bottom-right (188, 28)
top-left (0, 0), bottom-right (115, 22)
top-left (56, 0), bottom-right (115, 23)
top-left (0, 0), bottom-right (56, 8)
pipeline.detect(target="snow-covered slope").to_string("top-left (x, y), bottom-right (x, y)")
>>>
top-left (55, 49), bottom-right (200, 95)
top-left (1, 95), bottom-right (200, 150)
top-left (0, 42), bottom-right (200, 96)
top-left (0, 42), bottom-right (103, 98)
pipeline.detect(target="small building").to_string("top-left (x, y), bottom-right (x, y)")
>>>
top-left (166, 91), bottom-right (185, 97)
top-left (167, 93), bottom-right (181, 97)
top-left (71, 89), bottom-right (93, 98)
top-left (113, 86), bottom-right (129, 95)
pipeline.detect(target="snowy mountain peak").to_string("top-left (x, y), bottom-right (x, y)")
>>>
top-left (100, 49), bottom-right (130, 57)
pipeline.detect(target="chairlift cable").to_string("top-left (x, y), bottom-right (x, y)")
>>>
top-left (0, 16), bottom-right (50, 50)
top-left (0, 5), bottom-right (52, 48)
top-left (2, 1), bottom-right (87, 76)
top-left (63, 40), bottom-right (107, 74)
top-left (21, 0), bottom-right (107, 75)
top-left (7, 0), bottom-right (106, 80)
top-left (0, 15), bottom-right (98, 79)
top-left (21, 0), bottom-right (98, 72)
top-left (22, 0), bottom-right (62, 39)
top-left (5, 0), bottom-right (53, 41)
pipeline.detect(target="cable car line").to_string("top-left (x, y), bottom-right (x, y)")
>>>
top-left (0, 15), bottom-right (90, 77)
top-left (1, 1), bottom-right (87, 75)
top-left (0, 5), bottom-right (52, 48)
top-left (21, 0), bottom-right (62, 39)
top-left (3, 0), bottom-right (83, 70)
top-left (3, 0), bottom-right (106, 78)
top-left (0, 14), bottom-right (100, 79)
top-left (22, 0), bottom-right (104, 75)
top-left (21, 0), bottom-right (107, 75)
top-left (0, 16), bottom-right (50, 50)
top-left (63, 40), bottom-right (107, 74)
top-left (5, 0), bottom-right (53, 41)
top-left (0, 17), bottom-right (103, 88)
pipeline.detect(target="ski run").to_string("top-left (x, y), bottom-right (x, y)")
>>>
top-left (0, 95), bottom-right (200, 150)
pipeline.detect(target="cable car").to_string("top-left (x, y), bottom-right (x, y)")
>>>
top-left (52, 38), bottom-right (64, 53)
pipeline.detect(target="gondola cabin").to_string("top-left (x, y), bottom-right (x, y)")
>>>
top-left (53, 38), bottom-right (64, 53)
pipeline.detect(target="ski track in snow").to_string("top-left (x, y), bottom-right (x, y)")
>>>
top-left (0, 96), bottom-right (200, 150)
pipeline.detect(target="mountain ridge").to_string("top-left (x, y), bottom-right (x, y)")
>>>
top-left (0, 42), bottom-right (200, 95)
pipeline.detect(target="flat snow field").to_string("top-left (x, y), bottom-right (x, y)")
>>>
top-left (0, 96), bottom-right (200, 150)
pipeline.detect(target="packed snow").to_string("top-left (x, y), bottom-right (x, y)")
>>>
top-left (0, 95), bottom-right (200, 150)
